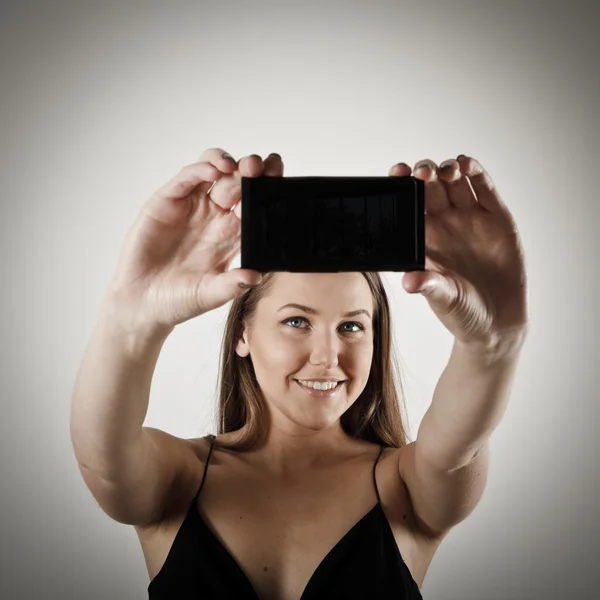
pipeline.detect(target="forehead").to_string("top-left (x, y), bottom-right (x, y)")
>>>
top-left (261, 272), bottom-right (374, 314)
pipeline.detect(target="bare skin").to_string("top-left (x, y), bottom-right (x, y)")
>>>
top-left (134, 431), bottom-right (446, 599)
top-left (126, 152), bottom-right (514, 598)
top-left (131, 267), bottom-right (446, 597)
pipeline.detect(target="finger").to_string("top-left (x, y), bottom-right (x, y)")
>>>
top-left (152, 161), bottom-right (224, 203)
top-left (160, 147), bottom-right (236, 202)
top-left (235, 153), bottom-right (283, 178)
top-left (388, 163), bottom-right (412, 177)
top-left (413, 159), bottom-right (450, 215)
top-left (237, 154), bottom-right (266, 177)
top-left (197, 147), bottom-right (238, 168)
top-left (457, 155), bottom-right (506, 213)
top-left (208, 153), bottom-right (265, 211)
top-left (437, 158), bottom-right (478, 209)
top-left (263, 153), bottom-right (284, 177)
top-left (233, 153), bottom-right (284, 220)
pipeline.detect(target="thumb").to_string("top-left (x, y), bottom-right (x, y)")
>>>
top-left (231, 268), bottom-right (264, 293)
top-left (402, 271), bottom-right (447, 298)
top-left (418, 278), bottom-right (438, 295)
top-left (200, 269), bottom-right (263, 312)
top-left (416, 274), bottom-right (458, 314)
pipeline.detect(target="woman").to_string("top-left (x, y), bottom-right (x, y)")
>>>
top-left (70, 149), bottom-right (529, 599)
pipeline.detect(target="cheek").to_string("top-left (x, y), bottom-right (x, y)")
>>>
top-left (254, 338), bottom-right (298, 373)
top-left (352, 338), bottom-right (374, 358)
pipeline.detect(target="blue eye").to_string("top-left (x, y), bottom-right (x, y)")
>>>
top-left (282, 316), bottom-right (364, 332)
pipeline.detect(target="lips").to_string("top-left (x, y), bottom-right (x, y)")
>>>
top-left (294, 379), bottom-right (346, 397)
top-left (294, 379), bottom-right (344, 388)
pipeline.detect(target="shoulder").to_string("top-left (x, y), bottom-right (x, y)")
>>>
top-left (353, 439), bottom-right (402, 461)
top-left (186, 434), bottom-right (215, 462)
top-left (153, 434), bottom-right (214, 519)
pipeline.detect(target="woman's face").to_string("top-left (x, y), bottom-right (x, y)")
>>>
top-left (235, 272), bottom-right (375, 432)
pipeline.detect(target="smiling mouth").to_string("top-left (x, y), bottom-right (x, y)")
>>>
top-left (293, 379), bottom-right (346, 389)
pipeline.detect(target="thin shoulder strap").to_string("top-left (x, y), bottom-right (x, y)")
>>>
top-left (372, 445), bottom-right (385, 505)
top-left (193, 434), bottom-right (216, 501)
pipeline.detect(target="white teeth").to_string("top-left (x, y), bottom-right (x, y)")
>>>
top-left (298, 380), bottom-right (340, 391)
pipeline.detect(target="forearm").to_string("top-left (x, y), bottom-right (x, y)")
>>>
top-left (69, 297), bottom-right (173, 481)
top-left (416, 331), bottom-right (528, 472)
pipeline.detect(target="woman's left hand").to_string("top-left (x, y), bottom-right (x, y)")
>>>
top-left (389, 155), bottom-right (529, 349)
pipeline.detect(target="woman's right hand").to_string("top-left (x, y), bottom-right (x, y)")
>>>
top-left (103, 148), bottom-right (284, 335)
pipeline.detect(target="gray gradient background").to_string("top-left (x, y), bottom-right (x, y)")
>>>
top-left (1, 0), bottom-right (598, 598)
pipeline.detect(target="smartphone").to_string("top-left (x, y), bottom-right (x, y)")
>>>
top-left (240, 175), bottom-right (425, 272)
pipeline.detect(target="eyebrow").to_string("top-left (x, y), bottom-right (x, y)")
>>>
top-left (277, 303), bottom-right (372, 320)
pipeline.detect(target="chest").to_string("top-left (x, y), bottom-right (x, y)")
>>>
top-left (137, 446), bottom-right (437, 599)
top-left (196, 487), bottom-right (387, 599)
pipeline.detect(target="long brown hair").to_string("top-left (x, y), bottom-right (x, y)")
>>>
top-left (210, 271), bottom-right (413, 452)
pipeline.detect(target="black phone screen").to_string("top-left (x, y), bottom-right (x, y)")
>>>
top-left (241, 175), bottom-right (425, 273)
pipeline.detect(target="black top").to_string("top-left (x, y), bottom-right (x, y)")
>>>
top-left (148, 435), bottom-right (423, 599)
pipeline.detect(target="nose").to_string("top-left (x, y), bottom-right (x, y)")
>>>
top-left (308, 333), bottom-right (341, 369)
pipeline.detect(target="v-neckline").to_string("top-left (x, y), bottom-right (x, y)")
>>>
top-left (192, 500), bottom-right (383, 600)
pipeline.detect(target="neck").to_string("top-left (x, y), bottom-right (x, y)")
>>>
top-left (234, 421), bottom-right (358, 477)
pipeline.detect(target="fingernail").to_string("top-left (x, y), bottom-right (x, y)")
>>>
top-left (415, 160), bottom-right (434, 171)
top-left (439, 160), bottom-right (455, 170)
top-left (222, 152), bottom-right (235, 161)
top-left (238, 282), bottom-right (258, 289)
